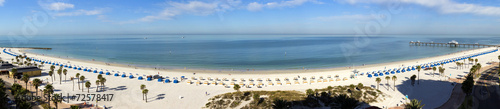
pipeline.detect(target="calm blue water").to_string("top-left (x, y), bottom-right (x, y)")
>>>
top-left (0, 35), bottom-right (498, 70)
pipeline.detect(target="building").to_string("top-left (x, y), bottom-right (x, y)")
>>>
top-left (0, 63), bottom-right (16, 75)
top-left (9, 66), bottom-right (42, 78)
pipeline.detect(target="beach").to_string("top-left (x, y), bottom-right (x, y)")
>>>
top-left (1, 47), bottom-right (499, 109)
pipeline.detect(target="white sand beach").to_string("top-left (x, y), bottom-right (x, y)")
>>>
top-left (1, 47), bottom-right (499, 109)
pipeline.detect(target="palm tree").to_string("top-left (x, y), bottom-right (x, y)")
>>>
top-left (405, 99), bottom-right (425, 109)
top-left (100, 77), bottom-right (106, 91)
top-left (410, 75), bottom-right (416, 86)
top-left (70, 77), bottom-right (74, 91)
top-left (455, 62), bottom-right (460, 69)
top-left (80, 76), bottom-right (85, 92)
top-left (384, 76), bottom-right (390, 91)
top-left (21, 74), bottom-right (30, 89)
top-left (53, 93), bottom-right (62, 109)
top-left (439, 67), bottom-right (446, 78)
top-left (476, 63), bottom-right (482, 76)
top-left (50, 65), bottom-right (55, 72)
top-left (57, 69), bottom-right (62, 84)
top-left (416, 65), bottom-right (421, 85)
top-left (95, 80), bottom-right (100, 92)
top-left (85, 81), bottom-right (91, 93)
top-left (272, 99), bottom-right (290, 109)
top-left (468, 58), bottom-right (474, 65)
top-left (33, 78), bottom-right (41, 96)
top-left (63, 69), bottom-right (67, 81)
top-left (143, 89), bottom-right (149, 102)
top-left (48, 71), bottom-right (54, 83)
top-left (432, 66), bottom-right (437, 77)
top-left (474, 59), bottom-right (478, 65)
top-left (140, 84), bottom-right (146, 100)
top-left (233, 84), bottom-right (241, 92)
top-left (392, 76), bottom-right (397, 91)
top-left (76, 73), bottom-right (80, 90)
top-left (375, 77), bottom-right (381, 90)
top-left (44, 84), bottom-right (54, 109)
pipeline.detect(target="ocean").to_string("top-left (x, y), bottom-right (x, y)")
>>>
top-left (0, 35), bottom-right (498, 70)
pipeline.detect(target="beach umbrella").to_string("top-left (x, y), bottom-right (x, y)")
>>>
top-left (367, 74), bottom-right (373, 78)
top-left (78, 68), bottom-right (82, 70)
top-left (165, 79), bottom-right (170, 83)
top-left (138, 76), bottom-right (143, 80)
top-left (379, 73), bottom-right (384, 76)
top-left (385, 72), bottom-right (390, 75)
top-left (158, 78), bottom-right (163, 82)
top-left (181, 76), bottom-right (185, 79)
top-left (129, 75), bottom-right (134, 79)
top-left (402, 69), bottom-right (406, 72)
top-left (147, 77), bottom-right (152, 81)
top-left (114, 73), bottom-right (119, 77)
top-left (87, 70), bottom-right (92, 72)
top-left (391, 71), bottom-right (395, 74)
top-left (99, 71), bottom-right (104, 74)
top-left (121, 74), bottom-right (126, 78)
top-left (93, 70), bottom-right (98, 73)
top-left (83, 69), bottom-right (87, 71)
top-left (374, 73), bottom-right (379, 77)
top-left (173, 80), bottom-right (179, 83)
top-left (106, 72), bottom-right (111, 75)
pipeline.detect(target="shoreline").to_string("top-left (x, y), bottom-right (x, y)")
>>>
top-left (18, 47), bottom-right (479, 74)
top-left (2, 46), bottom-right (499, 109)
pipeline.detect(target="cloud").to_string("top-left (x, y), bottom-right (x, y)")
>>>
top-left (54, 8), bottom-right (106, 16)
top-left (247, 2), bottom-right (264, 11)
top-left (0, 0), bottom-right (4, 6)
top-left (313, 14), bottom-right (374, 21)
top-left (246, 0), bottom-right (322, 11)
top-left (137, 0), bottom-right (241, 22)
top-left (48, 2), bottom-right (74, 11)
top-left (343, 0), bottom-right (500, 16)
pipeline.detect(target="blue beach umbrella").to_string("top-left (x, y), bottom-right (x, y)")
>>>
top-left (173, 80), bottom-right (179, 83)
top-left (87, 70), bottom-right (92, 72)
top-left (106, 72), bottom-right (111, 75)
top-left (129, 75), bottom-right (134, 79)
top-left (121, 74), bottom-right (126, 78)
top-left (385, 72), bottom-right (390, 75)
top-left (181, 76), bottom-right (185, 79)
top-left (367, 74), bottom-right (373, 78)
top-left (165, 79), bottom-right (171, 83)
top-left (158, 78), bottom-right (163, 82)
top-left (391, 71), bottom-right (395, 74)
top-left (138, 76), bottom-right (143, 80)
top-left (379, 73), bottom-right (384, 76)
top-left (402, 69), bottom-right (406, 72)
top-left (99, 71), bottom-right (104, 74)
top-left (93, 70), bottom-right (97, 73)
top-left (78, 68), bottom-right (82, 70)
top-left (83, 69), bottom-right (87, 71)
top-left (147, 77), bottom-right (152, 81)
top-left (114, 73), bottom-right (119, 76)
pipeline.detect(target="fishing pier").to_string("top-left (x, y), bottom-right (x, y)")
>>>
top-left (409, 41), bottom-right (499, 48)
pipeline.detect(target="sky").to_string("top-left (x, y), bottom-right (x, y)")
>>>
top-left (1, 0), bottom-right (500, 35)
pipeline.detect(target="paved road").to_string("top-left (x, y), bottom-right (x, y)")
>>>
top-left (473, 66), bottom-right (500, 109)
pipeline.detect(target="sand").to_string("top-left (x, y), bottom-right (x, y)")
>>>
top-left (1, 47), bottom-right (499, 109)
